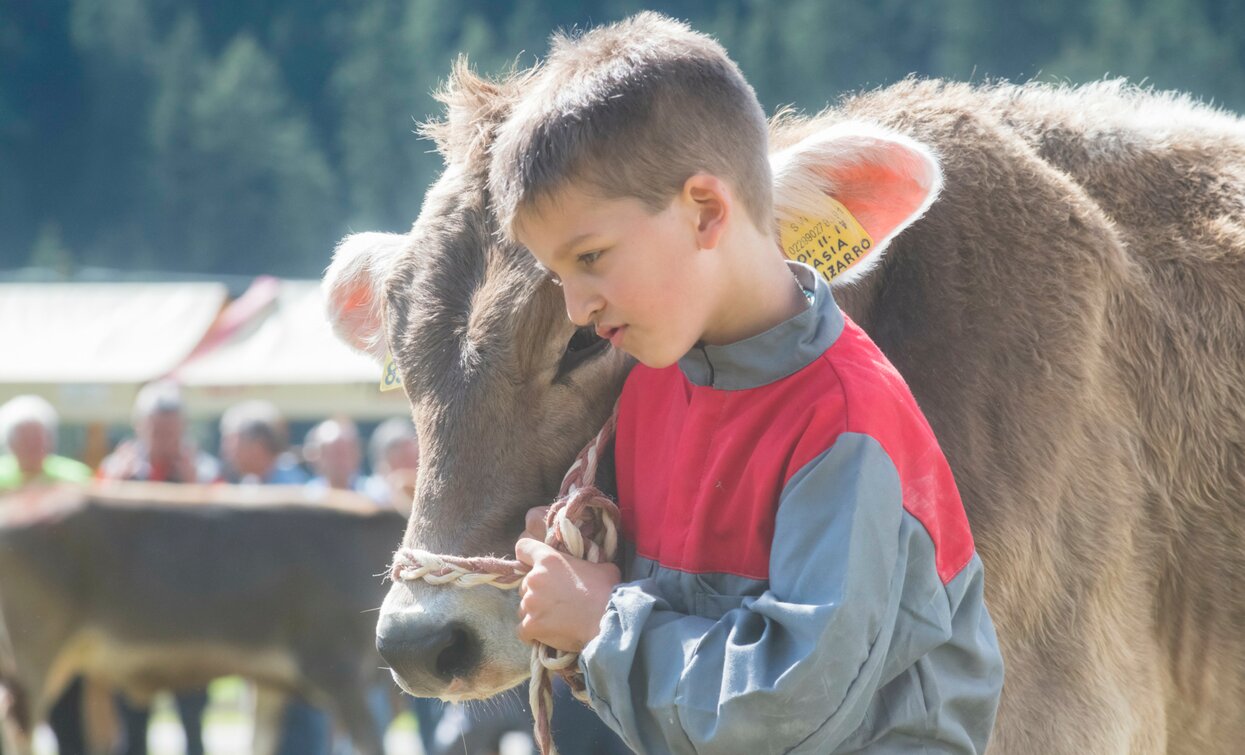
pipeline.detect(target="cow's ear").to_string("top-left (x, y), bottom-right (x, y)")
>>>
top-left (322, 232), bottom-right (409, 360)
top-left (770, 124), bottom-right (942, 286)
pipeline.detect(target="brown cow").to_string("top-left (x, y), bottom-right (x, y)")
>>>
top-left (0, 482), bottom-right (404, 755)
top-left (324, 70), bottom-right (1245, 754)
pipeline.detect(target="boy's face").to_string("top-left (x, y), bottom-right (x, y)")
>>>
top-left (516, 184), bottom-right (716, 369)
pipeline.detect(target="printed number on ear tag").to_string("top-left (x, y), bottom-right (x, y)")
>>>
top-left (779, 195), bottom-right (874, 284)
top-left (379, 353), bottom-right (403, 392)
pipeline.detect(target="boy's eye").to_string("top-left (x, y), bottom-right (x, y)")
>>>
top-left (577, 250), bottom-right (603, 267)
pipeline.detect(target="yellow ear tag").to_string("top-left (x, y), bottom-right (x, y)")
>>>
top-left (379, 352), bottom-right (403, 392)
top-left (779, 196), bottom-right (874, 284)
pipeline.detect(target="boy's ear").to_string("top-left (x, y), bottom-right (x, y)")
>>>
top-left (322, 232), bottom-right (410, 360)
top-left (769, 123), bottom-right (943, 286)
top-left (684, 174), bottom-right (730, 249)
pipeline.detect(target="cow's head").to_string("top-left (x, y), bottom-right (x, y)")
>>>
top-left (323, 63), bottom-right (941, 700)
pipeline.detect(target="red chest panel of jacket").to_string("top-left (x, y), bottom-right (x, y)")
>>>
top-left (614, 315), bottom-right (974, 584)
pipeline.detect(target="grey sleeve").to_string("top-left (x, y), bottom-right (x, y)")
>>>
top-left (578, 433), bottom-right (912, 754)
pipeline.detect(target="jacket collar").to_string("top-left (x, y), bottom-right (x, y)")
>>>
top-left (677, 262), bottom-right (844, 390)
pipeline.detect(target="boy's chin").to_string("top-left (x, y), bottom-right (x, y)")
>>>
top-left (620, 331), bottom-right (702, 370)
top-left (631, 345), bottom-right (688, 370)
top-left (637, 355), bottom-right (676, 369)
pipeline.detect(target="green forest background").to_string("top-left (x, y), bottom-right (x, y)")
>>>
top-left (4, 0), bottom-right (1244, 279)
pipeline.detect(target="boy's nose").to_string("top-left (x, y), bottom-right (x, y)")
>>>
top-left (565, 285), bottom-right (604, 327)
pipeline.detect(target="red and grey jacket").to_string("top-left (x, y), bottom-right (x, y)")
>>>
top-left (578, 263), bottom-right (1004, 754)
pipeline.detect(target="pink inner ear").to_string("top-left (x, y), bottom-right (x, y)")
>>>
top-left (331, 282), bottom-right (377, 350)
top-left (342, 283), bottom-right (373, 315)
top-left (829, 162), bottom-right (931, 243)
top-left (324, 231), bottom-right (410, 355)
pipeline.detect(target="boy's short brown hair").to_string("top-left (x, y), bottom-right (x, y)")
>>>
top-left (489, 12), bottom-right (772, 240)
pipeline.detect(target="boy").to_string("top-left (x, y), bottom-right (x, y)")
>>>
top-left (501, 13), bottom-right (1004, 754)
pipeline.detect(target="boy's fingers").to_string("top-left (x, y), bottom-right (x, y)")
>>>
top-left (517, 614), bottom-right (539, 645)
top-left (515, 536), bottom-right (554, 566)
top-left (524, 506), bottom-right (550, 539)
top-left (515, 537), bottom-right (535, 565)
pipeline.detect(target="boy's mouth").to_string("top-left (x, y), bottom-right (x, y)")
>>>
top-left (596, 324), bottom-right (627, 348)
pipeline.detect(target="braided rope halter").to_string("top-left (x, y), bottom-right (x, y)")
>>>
top-left (390, 407), bottom-right (620, 755)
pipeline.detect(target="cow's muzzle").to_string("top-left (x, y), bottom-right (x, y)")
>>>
top-left (376, 612), bottom-right (480, 695)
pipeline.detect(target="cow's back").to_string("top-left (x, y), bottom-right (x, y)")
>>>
top-left (772, 81), bottom-right (1245, 753)
top-left (0, 485), bottom-right (406, 707)
top-left (74, 498), bottom-right (402, 646)
top-left (988, 84), bottom-right (1245, 754)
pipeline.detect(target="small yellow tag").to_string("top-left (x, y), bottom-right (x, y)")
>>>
top-left (779, 196), bottom-right (874, 284)
top-left (379, 352), bottom-right (403, 392)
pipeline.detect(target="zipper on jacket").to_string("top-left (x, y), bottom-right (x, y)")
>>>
top-left (697, 343), bottom-right (716, 388)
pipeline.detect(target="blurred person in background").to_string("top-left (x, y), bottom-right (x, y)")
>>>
top-left (0, 394), bottom-right (90, 491)
top-left (1, 395), bottom-right (91, 753)
top-left (218, 400), bottom-right (306, 486)
top-left (99, 380), bottom-right (220, 485)
top-left (96, 381), bottom-right (218, 755)
top-left (305, 416), bottom-right (402, 754)
top-left (217, 400), bottom-right (330, 755)
top-left (305, 417), bottom-right (369, 497)
top-left (363, 418), bottom-right (449, 754)
top-left (363, 417), bottom-right (420, 514)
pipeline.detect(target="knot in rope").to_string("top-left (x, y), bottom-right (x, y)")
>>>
top-left (388, 407), bottom-right (619, 755)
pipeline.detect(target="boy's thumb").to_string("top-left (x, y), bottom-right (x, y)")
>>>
top-left (524, 505), bottom-right (551, 539)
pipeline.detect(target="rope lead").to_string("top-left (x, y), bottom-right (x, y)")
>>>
top-left (390, 406), bottom-right (621, 755)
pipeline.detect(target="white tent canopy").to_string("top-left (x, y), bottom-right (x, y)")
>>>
top-left (0, 279), bottom-right (407, 424)
top-left (0, 282), bottom-right (227, 383)
top-left (174, 279), bottom-right (406, 420)
top-left (0, 282), bottom-right (228, 422)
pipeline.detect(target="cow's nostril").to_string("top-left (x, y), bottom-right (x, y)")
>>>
top-left (434, 623), bottom-right (479, 681)
top-left (376, 614), bottom-right (482, 692)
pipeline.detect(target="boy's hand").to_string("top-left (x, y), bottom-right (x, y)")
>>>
top-left (515, 523), bottom-right (621, 653)
top-left (522, 505), bottom-right (550, 541)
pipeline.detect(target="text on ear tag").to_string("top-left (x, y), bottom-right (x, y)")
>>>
top-left (779, 195), bottom-right (874, 283)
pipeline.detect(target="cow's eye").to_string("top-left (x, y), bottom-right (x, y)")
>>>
top-left (555, 326), bottom-right (607, 380)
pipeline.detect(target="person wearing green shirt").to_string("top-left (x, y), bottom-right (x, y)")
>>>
top-left (0, 394), bottom-right (92, 752)
top-left (0, 394), bottom-right (90, 491)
